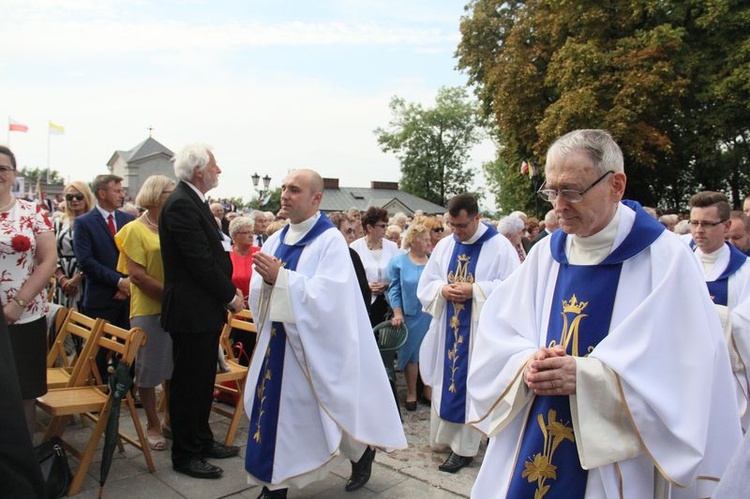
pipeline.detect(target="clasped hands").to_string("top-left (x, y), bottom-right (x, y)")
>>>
top-left (524, 346), bottom-right (577, 396)
top-left (254, 252), bottom-right (281, 286)
top-left (113, 277), bottom-right (131, 300)
top-left (441, 282), bottom-right (472, 302)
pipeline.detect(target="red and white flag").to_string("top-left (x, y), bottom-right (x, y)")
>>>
top-left (8, 117), bottom-right (28, 133)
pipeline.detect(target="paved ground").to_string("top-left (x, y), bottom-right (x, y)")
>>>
top-left (39, 379), bottom-right (486, 498)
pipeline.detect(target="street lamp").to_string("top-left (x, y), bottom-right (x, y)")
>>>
top-left (251, 172), bottom-right (272, 205)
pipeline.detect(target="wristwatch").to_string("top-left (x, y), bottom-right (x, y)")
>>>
top-left (13, 297), bottom-right (27, 307)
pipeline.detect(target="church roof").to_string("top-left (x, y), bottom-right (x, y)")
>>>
top-left (107, 136), bottom-right (173, 166)
top-left (125, 137), bottom-right (174, 163)
top-left (319, 183), bottom-right (445, 215)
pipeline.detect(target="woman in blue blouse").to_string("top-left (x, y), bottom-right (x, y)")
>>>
top-left (387, 224), bottom-right (432, 411)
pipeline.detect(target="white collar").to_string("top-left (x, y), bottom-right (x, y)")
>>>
top-left (184, 181), bottom-right (206, 202)
top-left (284, 212), bottom-right (320, 245)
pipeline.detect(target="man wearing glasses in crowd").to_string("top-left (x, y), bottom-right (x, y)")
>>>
top-left (686, 191), bottom-right (750, 429)
top-left (468, 129), bottom-right (740, 498)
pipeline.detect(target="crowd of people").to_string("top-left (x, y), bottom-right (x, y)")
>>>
top-left (2, 129), bottom-right (750, 498)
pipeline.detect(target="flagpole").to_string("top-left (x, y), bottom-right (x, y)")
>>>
top-left (46, 125), bottom-right (51, 184)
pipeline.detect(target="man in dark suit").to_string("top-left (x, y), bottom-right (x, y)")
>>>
top-left (210, 201), bottom-right (230, 236)
top-left (251, 210), bottom-right (268, 247)
top-left (160, 144), bottom-right (243, 479)
top-left (73, 174), bottom-right (134, 328)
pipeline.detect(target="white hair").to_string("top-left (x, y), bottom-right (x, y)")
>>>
top-left (173, 143), bottom-right (213, 182)
top-left (497, 215), bottom-right (525, 237)
top-left (546, 129), bottom-right (624, 175)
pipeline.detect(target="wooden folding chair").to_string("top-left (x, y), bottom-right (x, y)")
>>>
top-left (46, 309), bottom-right (105, 390)
top-left (36, 322), bottom-right (154, 496)
top-left (213, 308), bottom-right (256, 446)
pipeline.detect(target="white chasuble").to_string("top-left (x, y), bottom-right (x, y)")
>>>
top-left (469, 201), bottom-right (741, 499)
top-left (244, 213), bottom-right (406, 488)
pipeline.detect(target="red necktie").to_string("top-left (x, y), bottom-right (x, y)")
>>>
top-left (107, 213), bottom-right (116, 236)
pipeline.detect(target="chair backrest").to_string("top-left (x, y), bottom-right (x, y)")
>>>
top-left (46, 309), bottom-right (104, 368)
top-left (219, 309), bottom-right (256, 361)
top-left (78, 322), bottom-right (147, 386)
top-left (373, 321), bottom-right (409, 352)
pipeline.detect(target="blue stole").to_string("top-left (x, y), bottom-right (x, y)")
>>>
top-left (245, 214), bottom-right (335, 482)
top-left (690, 242), bottom-right (748, 306)
top-left (440, 225), bottom-right (499, 424)
top-left (507, 201), bottom-right (663, 498)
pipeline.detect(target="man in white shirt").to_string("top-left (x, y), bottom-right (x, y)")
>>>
top-left (469, 129), bottom-right (740, 498)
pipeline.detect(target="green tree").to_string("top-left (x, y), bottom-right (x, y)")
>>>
top-left (374, 86), bottom-right (485, 206)
top-left (248, 187), bottom-right (281, 214)
top-left (457, 0), bottom-right (750, 213)
top-left (18, 167), bottom-right (64, 185)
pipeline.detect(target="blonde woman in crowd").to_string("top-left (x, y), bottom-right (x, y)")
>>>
top-left (54, 181), bottom-right (95, 310)
top-left (115, 174), bottom-right (176, 450)
top-left (422, 215), bottom-right (445, 252)
top-left (385, 224), bottom-right (402, 249)
top-left (387, 224), bottom-right (432, 411)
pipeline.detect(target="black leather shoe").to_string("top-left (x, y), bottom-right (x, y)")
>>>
top-left (405, 400), bottom-right (417, 411)
top-left (257, 486), bottom-right (288, 498)
top-left (173, 458), bottom-right (223, 479)
top-left (438, 452), bottom-right (473, 473)
top-left (202, 441), bottom-right (240, 459)
top-left (345, 446), bottom-right (376, 492)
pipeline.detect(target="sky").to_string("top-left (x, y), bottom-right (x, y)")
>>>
top-left (1, 0), bottom-right (496, 206)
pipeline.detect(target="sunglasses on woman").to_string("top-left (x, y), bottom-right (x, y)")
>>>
top-left (65, 193), bottom-right (84, 201)
top-left (432, 227), bottom-right (444, 233)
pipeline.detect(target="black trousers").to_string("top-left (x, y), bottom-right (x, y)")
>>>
top-left (169, 330), bottom-right (221, 466)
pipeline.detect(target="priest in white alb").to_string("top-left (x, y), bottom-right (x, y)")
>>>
top-left (244, 169), bottom-right (406, 499)
top-left (468, 129), bottom-right (741, 498)
top-left (685, 190), bottom-right (750, 430)
top-left (417, 193), bottom-right (519, 474)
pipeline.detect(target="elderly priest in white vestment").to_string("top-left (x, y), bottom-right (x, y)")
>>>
top-left (467, 129), bottom-right (741, 499)
top-left (244, 169), bottom-right (407, 499)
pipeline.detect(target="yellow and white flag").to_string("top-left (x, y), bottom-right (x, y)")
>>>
top-left (48, 121), bottom-right (65, 135)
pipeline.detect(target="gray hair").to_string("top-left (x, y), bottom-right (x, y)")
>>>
top-left (546, 129), bottom-right (624, 175)
top-left (173, 143), bottom-right (213, 182)
top-left (497, 215), bottom-right (525, 237)
top-left (544, 209), bottom-right (557, 226)
top-left (228, 215), bottom-right (254, 239)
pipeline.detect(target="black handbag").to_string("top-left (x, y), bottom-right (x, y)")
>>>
top-left (34, 437), bottom-right (73, 498)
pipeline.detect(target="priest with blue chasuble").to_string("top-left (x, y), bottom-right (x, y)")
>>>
top-left (468, 130), bottom-right (741, 498)
top-left (417, 193), bottom-right (520, 473)
top-left (686, 191), bottom-right (750, 430)
top-left (244, 169), bottom-right (406, 499)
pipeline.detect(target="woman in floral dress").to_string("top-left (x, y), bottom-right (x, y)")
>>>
top-left (0, 146), bottom-right (57, 436)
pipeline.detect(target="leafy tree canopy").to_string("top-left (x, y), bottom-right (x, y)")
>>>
top-left (18, 167), bottom-right (64, 185)
top-left (374, 86), bottom-right (486, 207)
top-left (457, 0), bottom-right (750, 214)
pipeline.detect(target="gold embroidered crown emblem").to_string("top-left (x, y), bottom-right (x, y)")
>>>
top-left (562, 294), bottom-right (588, 314)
